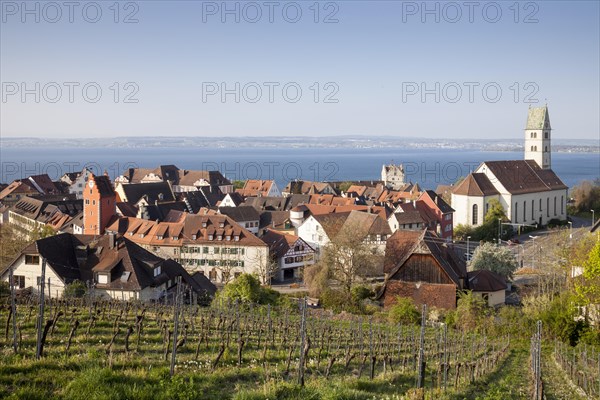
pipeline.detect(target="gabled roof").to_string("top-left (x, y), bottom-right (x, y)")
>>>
top-left (261, 229), bottom-right (314, 259)
top-left (284, 180), bottom-right (336, 195)
top-left (384, 229), bottom-right (466, 285)
top-left (92, 175), bottom-right (116, 197)
top-left (179, 187), bottom-right (224, 212)
top-left (481, 160), bottom-right (567, 194)
top-left (221, 192), bottom-right (245, 206)
top-left (236, 180), bottom-right (276, 197)
top-left (468, 270), bottom-right (507, 292)
top-left (452, 173), bottom-right (499, 196)
top-left (218, 206), bottom-right (260, 222)
top-left (119, 181), bottom-right (175, 204)
top-left (259, 210), bottom-right (291, 230)
top-left (390, 210), bottom-right (424, 225)
top-left (420, 190), bottom-right (454, 214)
top-left (312, 210), bottom-right (391, 240)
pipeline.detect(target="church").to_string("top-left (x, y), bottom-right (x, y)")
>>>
top-left (452, 106), bottom-right (568, 228)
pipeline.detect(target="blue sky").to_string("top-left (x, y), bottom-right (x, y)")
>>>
top-left (1, 0), bottom-right (599, 139)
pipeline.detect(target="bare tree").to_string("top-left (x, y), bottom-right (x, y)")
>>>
top-left (320, 221), bottom-right (383, 294)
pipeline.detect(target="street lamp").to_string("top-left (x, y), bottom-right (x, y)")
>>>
top-left (529, 235), bottom-right (538, 268)
top-left (467, 236), bottom-right (471, 263)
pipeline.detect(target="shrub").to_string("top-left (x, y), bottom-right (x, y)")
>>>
top-left (63, 280), bottom-right (87, 299)
top-left (388, 297), bottom-right (420, 325)
top-left (215, 274), bottom-right (280, 306)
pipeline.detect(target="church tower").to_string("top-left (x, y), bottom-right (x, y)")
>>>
top-left (524, 105), bottom-right (551, 169)
top-left (83, 174), bottom-right (116, 235)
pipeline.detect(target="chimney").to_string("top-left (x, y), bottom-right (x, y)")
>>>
top-left (109, 232), bottom-right (116, 249)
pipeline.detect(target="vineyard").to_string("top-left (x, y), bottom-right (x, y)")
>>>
top-left (0, 294), bottom-right (597, 399)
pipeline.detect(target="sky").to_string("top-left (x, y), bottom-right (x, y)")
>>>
top-left (1, 0), bottom-right (599, 140)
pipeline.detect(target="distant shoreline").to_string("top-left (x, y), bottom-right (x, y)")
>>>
top-left (1, 136), bottom-right (599, 154)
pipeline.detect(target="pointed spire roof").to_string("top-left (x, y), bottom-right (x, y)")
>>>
top-left (526, 105), bottom-right (551, 130)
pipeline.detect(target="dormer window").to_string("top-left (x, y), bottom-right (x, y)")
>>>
top-left (172, 236), bottom-right (178, 241)
top-left (97, 273), bottom-right (109, 284)
top-left (202, 222), bottom-right (207, 228)
top-left (157, 235), bottom-right (163, 240)
top-left (217, 235), bottom-right (222, 241)
top-left (219, 222), bottom-right (225, 228)
top-left (208, 234), bottom-right (214, 240)
top-left (225, 235), bottom-right (231, 241)
top-left (153, 266), bottom-right (161, 277)
top-left (192, 234), bottom-right (197, 240)
top-left (234, 235), bottom-right (239, 241)
top-left (139, 233), bottom-right (145, 238)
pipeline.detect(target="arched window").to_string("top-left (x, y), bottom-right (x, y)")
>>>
top-left (472, 204), bottom-right (478, 225)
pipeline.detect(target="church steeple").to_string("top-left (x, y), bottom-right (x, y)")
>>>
top-left (524, 105), bottom-right (551, 169)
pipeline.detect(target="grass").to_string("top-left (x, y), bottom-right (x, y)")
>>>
top-left (0, 302), bottom-right (568, 399)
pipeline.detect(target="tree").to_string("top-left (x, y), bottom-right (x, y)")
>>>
top-left (30, 225), bottom-right (56, 241)
top-left (320, 221), bottom-right (383, 294)
top-left (454, 291), bottom-right (488, 332)
top-left (0, 224), bottom-right (29, 270)
top-left (574, 241), bottom-right (600, 306)
top-left (233, 180), bottom-right (245, 190)
top-left (215, 273), bottom-right (279, 305)
top-left (388, 297), bottom-right (420, 324)
top-left (570, 179), bottom-right (600, 214)
top-left (63, 280), bottom-right (87, 298)
top-left (470, 242), bottom-right (518, 280)
top-left (455, 199), bottom-right (512, 242)
top-left (338, 181), bottom-right (354, 193)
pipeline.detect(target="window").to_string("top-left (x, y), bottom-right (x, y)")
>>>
top-left (208, 234), bottom-right (213, 240)
top-left (523, 201), bottom-right (526, 222)
top-left (472, 204), bottom-right (478, 225)
top-left (97, 273), bottom-right (109, 284)
top-left (544, 131), bottom-right (548, 139)
top-left (539, 198), bottom-right (542, 211)
top-left (203, 247), bottom-right (209, 254)
top-left (25, 255), bottom-right (40, 265)
top-left (214, 247), bottom-right (220, 254)
top-left (545, 146), bottom-right (548, 152)
top-left (92, 200), bottom-right (96, 205)
top-left (561, 195), bottom-right (564, 214)
top-left (154, 266), bottom-right (161, 277)
top-left (12, 275), bottom-right (25, 289)
top-left (532, 200), bottom-right (535, 220)
top-left (285, 257), bottom-right (294, 264)
top-left (554, 197), bottom-right (557, 216)
top-left (547, 198), bottom-right (550, 217)
top-left (234, 235), bottom-right (239, 241)
top-left (485, 202), bottom-right (489, 215)
top-left (514, 202), bottom-right (518, 223)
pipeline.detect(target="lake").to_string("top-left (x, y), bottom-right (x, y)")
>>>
top-left (1, 147), bottom-right (598, 190)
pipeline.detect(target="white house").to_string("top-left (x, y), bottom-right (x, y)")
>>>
top-left (452, 106), bottom-right (568, 228)
top-left (261, 229), bottom-right (316, 281)
top-left (297, 210), bottom-right (391, 257)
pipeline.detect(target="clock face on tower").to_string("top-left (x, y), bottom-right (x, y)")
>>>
top-left (89, 180), bottom-right (95, 188)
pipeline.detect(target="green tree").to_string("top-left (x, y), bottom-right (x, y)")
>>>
top-left (470, 242), bottom-right (518, 280)
top-left (215, 273), bottom-right (279, 305)
top-left (233, 180), bottom-right (245, 190)
top-left (454, 291), bottom-right (488, 332)
top-left (388, 297), bottom-right (420, 325)
top-left (0, 224), bottom-right (29, 270)
top-left (338, 181), bottom-right (354, 193)
top-left (575, 241), bottom-right (600, 306)
top-left (30, 225), bottom-right (56, 241)
top-left (63, 280), bottom-right (87, 298)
